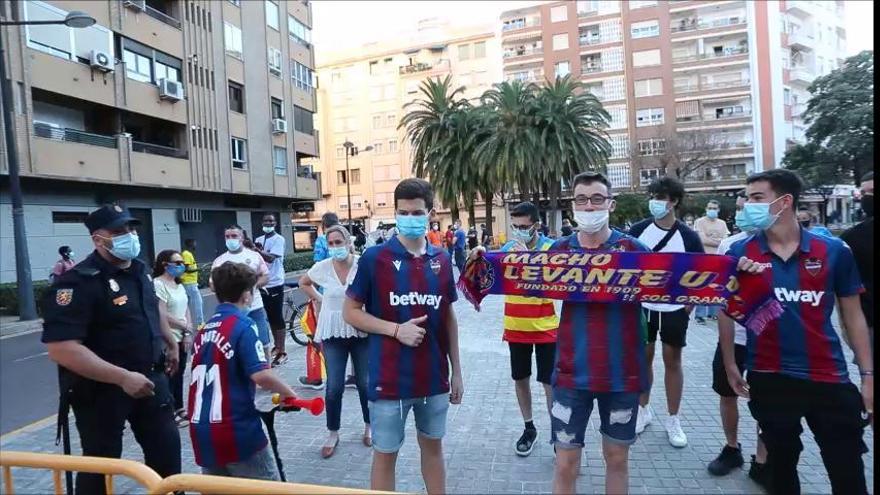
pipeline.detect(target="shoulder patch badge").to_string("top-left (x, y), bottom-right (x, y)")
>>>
top-left (56, 289), bottom-right (73, 306)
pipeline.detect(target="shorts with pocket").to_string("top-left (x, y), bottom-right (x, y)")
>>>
top-left (712, 343), bottom-right (747, 397)
top-left (369, 393), bottom-right (449, 454)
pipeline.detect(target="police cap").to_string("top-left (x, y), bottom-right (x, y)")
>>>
top-left (85, 204), bottom-right (141, 233)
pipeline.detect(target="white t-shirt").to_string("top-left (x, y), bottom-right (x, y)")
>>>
top-left (153, 278), bottom-right (188, 342)
top-left (306, 256), bottom-right (366, 342)
top-left (211, 249), bottom-right (268, 311)
top-left (255, 233), bottom-right (286, 288)
top-left (629, 219), bottom-right (704, 312)
top-left (718, 231), bottom-right (750, 346)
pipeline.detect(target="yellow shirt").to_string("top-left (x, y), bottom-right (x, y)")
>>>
top-left (181, 250), bottom-right (198, 285)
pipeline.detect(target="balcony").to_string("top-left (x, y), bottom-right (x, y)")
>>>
top-left (130, 148), bottom-right (191, 188)
top-left (788, 31), bottom-right (814, 51)
top-left (579, 31), bottom-right (601, 46)
top-left (502, 17), bottom-right (541, 33)
top-left (398, 60), bottom-right (450, 76)
top-left (34, 124), bottom-right (117, 149)
top-left (673, 45), bottom-right (748, 64)
top-left (581, 63), bottom-right (603, 74)
top-left (31, 124), bottom-right (120, 182)
top-left (296, 175), bottom-right (320, 199)
top-left (295, 130), bottom-right (318, 157)
top-left (132, 141), bottom-right (188, 159)
top-left (503, 46), bottom-right (543, 59)
top-left (789, 66), bottom-right (814, 85)
top-left (144, 4), bottom-right (181, 29)
top-left (670, 16), bottom-right (746, 33)
top-left (674, 78), bottom-right (750, 93)
top-left (786, 1), bottom-right (813, 18)
top-left (506, 69), bottom-right (544, 83)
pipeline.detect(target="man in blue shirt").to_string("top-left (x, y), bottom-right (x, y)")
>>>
top-left (796, 208), bottom-right (833, 238)
top-left (453, 220), bottom-right (466, 273)
top-left (313, 212), bottom-right (339, 263)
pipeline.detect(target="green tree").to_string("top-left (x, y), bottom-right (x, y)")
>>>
top-left (782, 143), bottom-right (839, 222)
top-left (534, 75), bottom-right (612, 233)
top-left (610, 193), bottom-right (647, 229)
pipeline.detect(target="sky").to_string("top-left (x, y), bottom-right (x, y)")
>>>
top-left (311, 0), bottom-right (873, 58)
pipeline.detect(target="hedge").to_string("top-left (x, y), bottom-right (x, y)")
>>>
top-left (0, 251), bottom-right (316, 315)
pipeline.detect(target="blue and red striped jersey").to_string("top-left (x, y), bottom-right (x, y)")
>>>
top-left (188, 303), bottom-right (269, 469)
top-left (346, 236), bottom-right (458, 401)
top-left (550, 230), bottom-right (650, 392)
top-left (726, 228), bottom-right (863, 383)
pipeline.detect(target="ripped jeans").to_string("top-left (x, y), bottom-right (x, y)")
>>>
top-left (550, 387), bottom-right (640, 448)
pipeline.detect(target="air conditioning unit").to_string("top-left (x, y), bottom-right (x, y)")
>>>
top-left (272, 118), bottom-right (288, 134)
top-left (123, 0), bottom-right (146, 11)
top-left (90, 50), bottom-right (114, 72)
top-left (158, 78), bottom-right (184, 102)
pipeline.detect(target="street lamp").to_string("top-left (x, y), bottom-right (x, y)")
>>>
top-left (1, 10), bottom-right (96, 320)
top-left (341, 140), bottom-right (372, 225)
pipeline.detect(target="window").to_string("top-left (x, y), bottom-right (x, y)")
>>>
top-left (24, 0), bottom-right (113, 62)
top-left (637, 138), bottom-right (666, 156)
top-left (629, 0), bottom-right (657, 8)
top-left (386, 113), bottom-right (397, 127)
top-left (388, 139), bottom-right (398, 153)
top-left (382, 84), bottom-right (395, 100)
top-left (123, 50), bottom-right (152, 83)
top-left (373, 143), bottom-right (383, 154)
top-left (607, 163), bottom-right (630, 189)
top-left (350, 169), bottom-right (361, 185)
top-left (607, 105), bottom-right (627, 129)
top-left (231, 138), bottom-right (247, 169)
top-left (552, 33), bottom-right (569, 51)
top-left (368, 61), bottom-right (379, 75)
top-left (273, 146), bottom-right (287, 175)
top-left (609, 134), bottom-right (629, 159)
top-left (630, 20), bottom-right (659, 39)
top-left (337, 170), bottom-right (347, 184)
top-left (634, 78), bottom-right (663, 97)
top-left (288, 15), bottom-right (311, 46)
top-left (604, 76), bottom-right (625, 101)
top-left (555, 61), bottom-right (571, 77)
top-left (265, 1), bottom-right (279, 30)
top-left (640, 168), bottom-right (660, 186)
top-left (783, 88), bottom-right (791, 105)
top-left (551, 5), bottom-right (568, 22)
top-left (228, 0), bottom-right (240, 5)
top-left (224, 23), bottom-right (242, 58)
top-left (268, 47), bottom-right (282, 76)
top-left (228, 81), bottom-right (244, 113)
top-left (372, 115), bottom-right (382, 129)
top-left (154, 61), bottom-right (180, 83)
top-left (375, 193), bottom-right (389, 207)
top-left (715, 105), bottom-right (744, 119)
top-left (636, 107), bottom-right (664, 126)
top-left (292, 61), bottom-right (313, 92)
top-left (122, 40), bottom-right (182, 86)
top-left (474, 41), bottom-right (486, 58)
top-left (632, 49), bottom-right (661, 67)
top-left (293, 106), bottom-right (314, 134)
top-left (458, 44), bottom-right (471, 61)
top-left (336, 147), bottom-right (344, 159)
top-left (271, 98), bottom-right (284, 119)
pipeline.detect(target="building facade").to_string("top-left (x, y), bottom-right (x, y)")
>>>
top-left (500, 0), bottom-right (847, 193)
top-left (305, 19), bottom-right (505, 233)
top-left (0, 0), bottom-right (320, 282)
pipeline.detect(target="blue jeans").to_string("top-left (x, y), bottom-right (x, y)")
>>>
top-left (248, 307), bottom-right (271, 347)
top-left (550, 387), bottom-right (640, 447)
top-left (322, 337), bottom-right (370, 431)
top-left (183, 283), bottom-right (204, 328)
top-left (369, 394), bottom-right (449, 453)
top-left (695, 305), bottom-right (718, 319)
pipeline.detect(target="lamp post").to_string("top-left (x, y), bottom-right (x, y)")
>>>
top-left (341, 140), bottom-right (372, 225)
top-left (1, 10), bottom-right (95, 320)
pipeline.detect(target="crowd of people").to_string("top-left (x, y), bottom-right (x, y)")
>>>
top-left (38, 167), bottom-right (873, 495)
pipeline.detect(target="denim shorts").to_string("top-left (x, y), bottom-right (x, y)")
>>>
top-left (550, 386), bottom-right (640, 448)
top-left (248, 307), bottom-right (271, 347)
top-left (369, 393), bottom-right (449, 453)
top-left (201, 445), bottom-right (279, 481)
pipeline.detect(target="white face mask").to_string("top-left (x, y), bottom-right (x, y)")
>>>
top-left (573, 210), bottom-right (609, 234)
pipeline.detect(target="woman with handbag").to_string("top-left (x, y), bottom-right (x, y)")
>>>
top-left (298, 225), bottom-right (370, 458)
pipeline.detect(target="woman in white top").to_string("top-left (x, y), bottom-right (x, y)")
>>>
top-left (299, 225), bottom-right (370, 458)
top-left (152, 249), bottom-right (193, 428)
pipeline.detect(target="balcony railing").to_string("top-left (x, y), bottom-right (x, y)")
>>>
top-left (503, 48), bottom-right (543, 59)
top-left (399, 62), bottom-right (432, 75)
top-left (502, 18), bottom-right (541, 32)
top-left (670, 16), bottom-right (746, 33)
top-left (145, 5), bottom-right (181, 29)
top-left (675, 78), bottom-right (751, 93)
top-left (579, 32), bottom-right (601, 46)
top-left (34, 124), bottom-right (117, 149)
top-left (676, 110), bottom-right (752, 124)
top-left (132, 141), bottom-right (188, 158)
top-left (673, 45), bottom-right (748, 63)
top-left (581, 63), bottom-right (603, 74)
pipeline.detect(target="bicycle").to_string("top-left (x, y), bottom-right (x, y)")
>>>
top-left (282, 281), bottom-right (309, 346)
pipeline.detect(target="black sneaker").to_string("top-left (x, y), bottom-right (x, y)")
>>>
top-left (298, 376), bottom-right (324, 390)
top-left (748, 455), bottom-right (771, 490)
top-left (695, 317), bottom-right (707, 324)
top-left (515, 428), bottom-right (538, 457)
top-left (345, 374), bottom-right (357, 389)
top-left (707, 444), bottom-right (744, 476)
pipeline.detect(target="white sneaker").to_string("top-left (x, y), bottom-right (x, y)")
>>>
top-left (635, 405), bottom-right (653, 434)
top-left (666, 415), bottom-right (688, 448)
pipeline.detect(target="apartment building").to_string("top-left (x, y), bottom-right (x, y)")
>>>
top-left (0, 0), bottom-right (320, 282)
top-left (500, 0), bottom-right (846, 193)
top-left (307, 19), bottom-right (505, 232)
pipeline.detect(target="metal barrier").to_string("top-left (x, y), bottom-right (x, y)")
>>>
top-left (0, 451), bottom-right (395, 495)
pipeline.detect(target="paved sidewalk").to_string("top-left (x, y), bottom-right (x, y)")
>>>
top-left (1, 296), bottom-right (873, 494)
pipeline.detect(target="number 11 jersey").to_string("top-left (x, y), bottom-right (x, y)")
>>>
top-left (188, 302), bottom-right (269, 469)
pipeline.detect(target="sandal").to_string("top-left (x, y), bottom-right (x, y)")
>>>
top-left (363, 426), bottom-right (372, 447)
top-left (174, 409), bottom-right (188, 428)
top-left (321, 435), bottom-right (340, 459)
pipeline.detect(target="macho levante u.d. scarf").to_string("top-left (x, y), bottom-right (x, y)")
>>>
top-left (457, 250), bottom-right (783, 335)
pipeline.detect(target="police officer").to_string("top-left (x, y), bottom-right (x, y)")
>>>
top-left (41, 204), bottom-right (181, 494)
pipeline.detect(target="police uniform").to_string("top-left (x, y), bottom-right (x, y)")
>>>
top-left (41, 205), bottom-right (180, 495)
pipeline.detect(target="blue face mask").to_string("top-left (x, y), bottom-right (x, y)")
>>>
top-left (511, 226), bottom-right (535, 242)
top-left (707, 209), bottom-right (719, 219)
top-left (328, 246), bottom-right (349, 261)
top-left (166, 264), bottom-right (186, 277)
top-left (396, 215), bottom-right (428, 239)
top-left (105, 232), bottom-right (140, 261)
top-left (742, 196), bottom-right (787, 231)
top-left (225, 238), bottom-right (242, 252)
top-left (734, 209), bottom-right (757, 233)
top-left (649, 199), bottom-right (671, 219)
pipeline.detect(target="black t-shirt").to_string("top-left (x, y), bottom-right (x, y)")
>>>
top-left (840, 218), bottom-right (874, 327)
top-left (561, 225), bottom-right (573, 237)
top-left (467, 229), bottom-right (478, 249)
top-left (41, 251), bottom-right (164, 373)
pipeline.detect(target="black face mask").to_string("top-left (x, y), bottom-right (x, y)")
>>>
top-left (862, 195), bottom-right (874, 218)
top-left (800, 220), bottom-right (811, 229)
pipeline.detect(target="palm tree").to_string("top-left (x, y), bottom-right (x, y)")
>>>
top-left (534, 75), bottom-right (612, 233)
top-left (399, 76), bottom-right (471, 222)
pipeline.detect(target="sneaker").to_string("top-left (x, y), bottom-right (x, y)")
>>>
top-left (666, 415), bottom-right (688, 448)
top-left (635, 405), bottom-right (653, 435)
top-left (695, 317), bottom-right (706, 324)
top-left (515, 428), bottom-right (538, 457)
top-left (707, 444), bottom-right (744, 476)
top-left (298, 376), bottom-right (324, 390)
top-left (345, 374), bottom-right (357, 389)
top-left (748, 455), bottom-right (771, 490)
top-left (271, 351), bottom-right (288, 368)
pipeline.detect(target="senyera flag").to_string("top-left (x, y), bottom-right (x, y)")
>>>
top-left (457, 250), bottom-right (782, 335)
